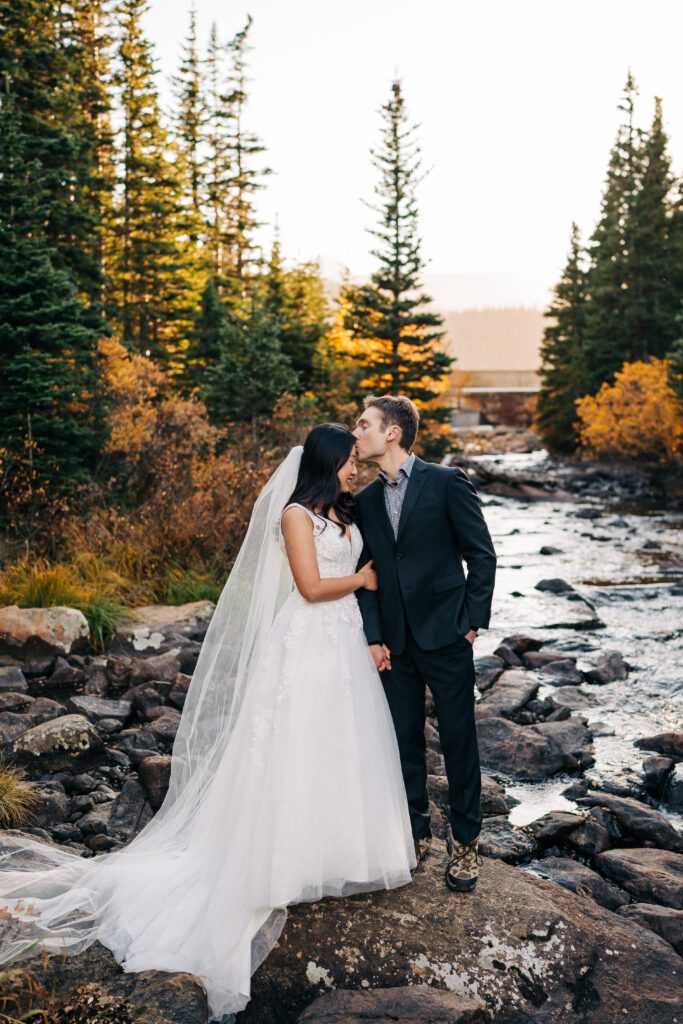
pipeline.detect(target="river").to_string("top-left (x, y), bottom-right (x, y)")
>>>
top-left (471, 449), bottom-right (683, 830)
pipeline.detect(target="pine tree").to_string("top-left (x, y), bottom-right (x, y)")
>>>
top-left (627, 97), bottom-right (678, 359)
top-left (261, 240), bottom-right (331, 392)
top-left (0, 82), bottom-right (104, 506)
top-left (536, 224), bottom-right (589, 452)
top-left (172, 5), bottom-right (205, 234)
top-left (583, 73), bottom-right (644, 393)
top-left (342, 80), bottom-right (453, 409)
top-left (108, 0), bottom-right (198, 363)
top-left (202, 299), bottom-right (297, 430)
top-left (181, 276), bottom-right (229, 393)
top-left (203, 18), bottom-right (270, 301)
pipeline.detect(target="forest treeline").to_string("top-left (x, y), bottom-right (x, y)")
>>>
top-left (0, 0), bottom-right (454, 570)
top-left (538, 74), bottom-right (683, 460)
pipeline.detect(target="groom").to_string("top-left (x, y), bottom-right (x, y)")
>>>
top-left (352, 395), bottom-right (497, 892)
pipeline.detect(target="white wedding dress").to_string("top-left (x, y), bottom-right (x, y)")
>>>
top-left (0, 493), bottom-right (415, 1020)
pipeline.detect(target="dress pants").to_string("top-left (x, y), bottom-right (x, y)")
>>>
top-left (380, 615), bottom-right (482, 845)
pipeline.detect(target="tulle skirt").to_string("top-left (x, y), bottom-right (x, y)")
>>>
top-left (0, 590), bottom-right (416, 1019)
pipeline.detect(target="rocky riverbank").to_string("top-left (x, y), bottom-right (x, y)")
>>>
top-left (1, 450), bottom-right (682, 1023)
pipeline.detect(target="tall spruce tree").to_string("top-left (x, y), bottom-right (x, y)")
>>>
top-left (203, 18), bottom-right (270, 301)
top-left (172, 6), bottom-right (205, 234)
top-left (109, 0), bottom-right (197, 363)
top-left (583, 74), bottom-right (644, 393)
top-left (261, 240), bottom-right (331, 392)
top-left (0, 82), bottom-right (104, 504)
top-left (342, 80), bottom-right (452, 410)
top-left (536, 224), bottom-right (589, 452)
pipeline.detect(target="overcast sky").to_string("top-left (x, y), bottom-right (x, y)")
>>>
top-left (144, 0), bottom-right (683, 307)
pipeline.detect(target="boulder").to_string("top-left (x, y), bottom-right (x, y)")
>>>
top-left (107, 778), bottom-right (149, 840)
top-left (473, 656), bottom-right (504, 692)
top-left (27, 696), bottom-right (67, 725)
top-left (476, 716), bottom-right (569, 781)
top-left (530, 856), bottom-right (630, 912)
top-left (584, 651), bottom-right (628, 684)
top-left (617, 903), bottom-right (683, 956)
top-left (595, 848), bottom-right (683, 908)
top-left (492, 644), bottom-right (522, 667)
top-left (535, 578), bottom-right (575, 593)
top-left (241, 839), bottom-right (683, 1023)
top-left (298, 987), bottom-right (487, 1023)
top-left (531, 718), bottom-right (594, 771)
top-left (0, 606), bottom-right (90, 660)
top-left (0, 666), bottom-right (28, 693)
top-left (525, 811), bottom-right (585, 847)
top-left (12, 714), bottom-right (104, 770)
top-left (642, 756), bottom-right (675, 796)
top-left (500, 634), bottom-right (543, 655)
top-left (113, 600), bottom-right (214, 654)
top-left (27, 781), bottom-right (70, 829)
top-left (67, 694), bottom-right (132, 724)
top-left (139, 754), bottom-right (172, 810)
top-left (662, 763), bottom-right (683, 810)
top-left (478, 815), bottom-right (536, 863)
top-left (635, 732), bottom-right (683, 761)
top-left (478, 670), bottom-right (539, 716)
top-left (575, 791), bottom-right (683, 852)
top-left (523, 649), bottom-right (575, 669)
top-left (538, 659), bottom-right (584, 686)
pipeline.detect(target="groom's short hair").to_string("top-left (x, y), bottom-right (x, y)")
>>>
top-left (363, 394), bottom-right (419, 451)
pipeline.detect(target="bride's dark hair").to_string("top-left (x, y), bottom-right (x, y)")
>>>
top-left (285, 424), bottom-right (356, 534)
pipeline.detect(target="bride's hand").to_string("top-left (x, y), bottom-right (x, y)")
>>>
top-left (357, 559), bottom-right (378, 591)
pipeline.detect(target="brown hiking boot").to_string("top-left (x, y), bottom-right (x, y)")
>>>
top-left (444, 829), bottom-right (482, 892)
top-left (411, 835), bottom-right (432, 874)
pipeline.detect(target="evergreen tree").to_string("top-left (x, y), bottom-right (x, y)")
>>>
top-left (203, 18), bottom-right (270, 300)
top-left (0, 82), bottom-right (104, 504)
top-left (202, 299), bottom-right (297, 429)
top-left (109, 0), bottom-right (198, 363)
top-left (628, 97), bottom-right (678, 359)
top-left (172, 5), bottom-right (205, 234)
top-left (583, 73), bottom-right (644, 393)
top-left (261, 240), bottom-right (331, 392)
top-left (181, 276), bottom-right (229, 393)
top-left (342, 81), bottom-right (453, 409)
top-left (536, 224), bottom-right (589, 452)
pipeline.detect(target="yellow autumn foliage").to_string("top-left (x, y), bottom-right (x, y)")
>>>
top-left (576, 358), bottom-right (683, 464)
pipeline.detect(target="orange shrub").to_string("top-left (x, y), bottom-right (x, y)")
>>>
top-left (576, 358), bottom-right (683, 464)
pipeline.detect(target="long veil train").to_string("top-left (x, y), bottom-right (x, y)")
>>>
top-left (0, 446), bottom-right (307, 1018)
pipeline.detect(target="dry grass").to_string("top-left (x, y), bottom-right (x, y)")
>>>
top-left (0, 761), bottom-right (40, 829)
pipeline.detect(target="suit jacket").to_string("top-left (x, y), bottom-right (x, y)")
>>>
top-left (354, 457), bottom-right (497, 656)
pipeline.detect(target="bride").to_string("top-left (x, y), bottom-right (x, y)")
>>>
top-left (0, 423), bottom-right (416, 1020)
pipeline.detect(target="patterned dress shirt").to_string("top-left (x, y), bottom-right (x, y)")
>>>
top-left (378, 452), bottom-right (416, 539)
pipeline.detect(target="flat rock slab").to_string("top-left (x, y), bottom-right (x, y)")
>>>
top-left (243, 839), bottom-right (683, 1024)
top-left (476, 716), bottom-right (568, 781)
top-left (67, 694), bottom-right (133, 723)
top-left (635, 733), bottom-right (683, 761)
top-left (595, 848), bottom-right (683, 909)
top-left (298, 986), bottom-right (487, 1023)
top-left (114, 600), bottom-right (215, 653)
top-left (12, 713), bottom-right (104, 770)
top-left (478, 670), bottom-right (539, 716)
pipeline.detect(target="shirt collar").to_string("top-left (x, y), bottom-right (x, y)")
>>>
top-left (379, 452), bottom-right (415, 485)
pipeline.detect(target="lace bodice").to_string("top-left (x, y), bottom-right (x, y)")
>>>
top-left (280, 503), bottom-right (364, 580)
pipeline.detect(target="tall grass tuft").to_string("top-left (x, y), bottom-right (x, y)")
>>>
top-left (0, 761), bottom-right (40, 828)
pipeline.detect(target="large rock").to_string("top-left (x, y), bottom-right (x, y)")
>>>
top-left (113, 600), bottom-right (214, 653)
top-left (0, 606), bottom-right (90, 659)
top-left (538, 659), bottom-right (584, 686)
top-left (523, 649), bottom-right (575, 669)
top-left (575, 791), bottom-right (683, 852)
top-left (662, 763), bottom-right (683, 810)
top-left (529, 856), bottom-right (630, 912)
top-left (139, 754), bottom-right (172, 810)
top-left (12, 713), bottom-right (104, 770)
top-left (584, 651), bottom-right (628, 684)
top-left (0, 666), bottom-right (28, 693)
top-left (476, 716), bottom-right (568, 781)
top-left (241, 839), bottom-right (683, 1023)
top-left (532, 718), bottom-right (594, 771)
top-left (478, 815), bottom-right (536, 863)
top-left (298, 987), bottom-right (487, 1023)
top-left (525, 811), bottom-right (585, 847)
top-left (478, 670), bottom-right (539, 716)
top-left (67, 694), bottom-right (132, 724)
top-left (617, 903), bottom-right (683, 956)
top-left (635, 732), bottom-right (683, 761)
top-left (595, 848), bottom-right (683, 908)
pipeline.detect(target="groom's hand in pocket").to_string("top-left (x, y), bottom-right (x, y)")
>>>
top-left (370, 643), bottom-right (392, 672)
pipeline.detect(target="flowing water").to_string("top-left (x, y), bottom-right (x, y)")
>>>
top-left (471, 449), bottom-right (683, 829)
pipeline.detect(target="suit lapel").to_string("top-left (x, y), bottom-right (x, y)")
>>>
top-left (369, 478), bottom-right (395, 545)
top-left (396, 457), bottom-right (428, 542)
